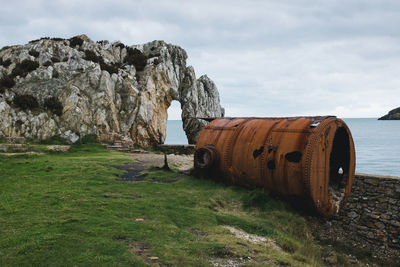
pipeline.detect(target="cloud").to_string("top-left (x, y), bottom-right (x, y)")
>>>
top-left (1, 0), bottom-right (400, 118)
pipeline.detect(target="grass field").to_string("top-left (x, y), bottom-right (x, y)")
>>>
top-left (0, 144), bottom-right (383, 266)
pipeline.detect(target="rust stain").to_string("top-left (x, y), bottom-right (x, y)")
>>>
top-left (194, 116), bottom-right (356, 217)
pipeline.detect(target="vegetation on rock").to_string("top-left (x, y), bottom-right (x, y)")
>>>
top-left (0, 74), bottom-right (15, 93)
top-left (50, 37), bottom-right (65, 42)
top-left (13, 94), bottom-right (39, 110)
top-left (42, 61), bottom-right (52, 67)
top-left (11, 59), bottom-right (39, 78)
top-left (68, 36), bottom-right (84, 47)
top-left (114, 42), bottom-right (126, 49)
top-left (84, 50), bottom-right (120, 74)
top-left (29, 37), bottom-right (50, 43)
top-left (74, 134), bottom-right (99, 145)
top-left (39, 134), bottom-right (70, 145)
top-left (0, 57), bottom-right (12, 68)
top-left (28, 50), bottom-right (40, 57)
top-left (44, 96), bottom-right (63, 116)
top-left (51, 56), bottom-right (61, 63)
top-left (125, 47), bottom-right (147, 71)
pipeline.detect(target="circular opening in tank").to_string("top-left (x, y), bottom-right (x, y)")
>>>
top-left (328, 126), bottom-right (350, 214)
top-left (194, 145), bottom-right (219, 169)
top-left (194, 149), bottom-right (210, 168)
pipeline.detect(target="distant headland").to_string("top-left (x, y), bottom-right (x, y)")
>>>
top-left (379, 107), bottom-right (400, 120)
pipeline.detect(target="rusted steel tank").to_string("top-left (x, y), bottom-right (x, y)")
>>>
top-left (194, 116), bottom-right (355, 216)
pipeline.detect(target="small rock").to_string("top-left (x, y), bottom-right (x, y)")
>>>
top-left (367, 232), bottom-right (375, 239)
top-left (45, 145), bottom-right (70, 152)
top-left (364, 178), bottom-right (378, 186)
top-left (369, 214), bottom-right (380, 219)
top-left (347, 211), bottom-right (358, 219)
top-left (324, 255), bottom-right (337, 265)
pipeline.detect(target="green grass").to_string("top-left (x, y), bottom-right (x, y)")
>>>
top-left (0, 144), bottom-right (378, 266)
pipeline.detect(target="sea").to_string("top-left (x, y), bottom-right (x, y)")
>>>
top-left (165, 118), bottom-right (400, 177)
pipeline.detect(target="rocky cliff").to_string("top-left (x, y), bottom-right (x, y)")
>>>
top-left (378, 107), bottom-right (400, 120)
top-left (0, 35), bottom-right (224, 146)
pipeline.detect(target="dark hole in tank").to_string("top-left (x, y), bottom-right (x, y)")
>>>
top-left (285, 151), bottom-right (302, 163)
top-left (328, 126), bottom-right (350, 212)
top-left (252, 146), bottom-right (264, 159)
top-left (194, 149), bottom-right (211, 169)
top-left (267, 160), bottom-right (276, 170)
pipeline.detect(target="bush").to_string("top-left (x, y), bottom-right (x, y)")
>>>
top-left (79, 134), bottom-right (99, 144)
top-left (125, 47), bottom-right (147, 71)
top-left (83, 50), bottom-right (100, 62)
top-left (13, 94), bottom-right (39, 110)
top-left (44, 96), bottom-right (63, 116)
top-left (51, 37), bottom-right (65, 41)
top-left (40, 135), bottom-right (69, 145)
top-left (0, 58), bottom-right (12, 68)
top-left (29, 37), bottom-right (49, 44)
top-left (100, 62), bottom-right (119, 74)
top-left (114, 42), bottom-right (126, 49)
top-left (43, 61), bottom-right (52, 67)
top-left (84, 50), bottom-right (120, 74)
top-left (0, 74), bottom-right (15, 89)
top-left (52, 69), bottom-right (59, 78)
top-left (29, 50), bottom-right (40, 57)
top-left (11, 59), bottom-right (39, 78)
top-left (69, 36), bottom-right (84, 47)
top-left (29, 39), bottom-right (40, 44)
top-left (72, 134), bottom-right (100, 147)
top-left (51, 57), bottom-right (60, 63)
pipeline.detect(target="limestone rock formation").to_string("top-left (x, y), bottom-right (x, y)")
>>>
top-left (378, 107), bottom-right (400, 120)
top-left (0, 35), bottom-right (224, 146)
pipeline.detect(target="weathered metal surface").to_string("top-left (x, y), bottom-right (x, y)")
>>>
top-left (194, 116), bottom-right (356, 216)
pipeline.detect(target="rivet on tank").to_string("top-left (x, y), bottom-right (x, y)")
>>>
top-left (194, 116), bottom-right (356, 217)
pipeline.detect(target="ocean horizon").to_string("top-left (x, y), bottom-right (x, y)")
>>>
top-left (165, 118), bottom-right (400, 177)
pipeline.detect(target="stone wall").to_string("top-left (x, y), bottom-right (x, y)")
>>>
top-left (316, 173), bottom-right (400, 258)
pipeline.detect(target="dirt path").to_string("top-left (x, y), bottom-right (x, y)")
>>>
top-left (112, 151), bottom-right (194, 181)
top-left (129, 151), bottom-right (194, 172)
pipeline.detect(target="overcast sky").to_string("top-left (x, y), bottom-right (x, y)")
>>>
top-left (1, 0), bottom-right (399, 119)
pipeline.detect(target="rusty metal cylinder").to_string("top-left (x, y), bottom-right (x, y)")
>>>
top-left (194, 116), bottom-right (356, 216)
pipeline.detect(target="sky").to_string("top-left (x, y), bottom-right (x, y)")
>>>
top-left (1, 0), bottom-right (400, 119)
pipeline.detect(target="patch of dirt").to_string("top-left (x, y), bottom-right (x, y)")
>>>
top-left (222, 226), bottom-right (282, 251)
top-left (210, 257), bottom-right (253, 267)
top-left (113, 151), bottom-right (194, 182)
top-left (129, 242), bottom-right (168, 267)
top-left (113, 162), bottom-right (148, 181)
top-left (189, 229), bottom-right (207, 237)
top-left (131, 152), bottom-right (193, 172)
top-left (113, 237), bottom-right (167, 266)
top-left (1, 151), bottom-right (43, 156)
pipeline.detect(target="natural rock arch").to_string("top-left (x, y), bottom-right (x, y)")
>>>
top-left (0, 35), bottom-right (224, 146)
